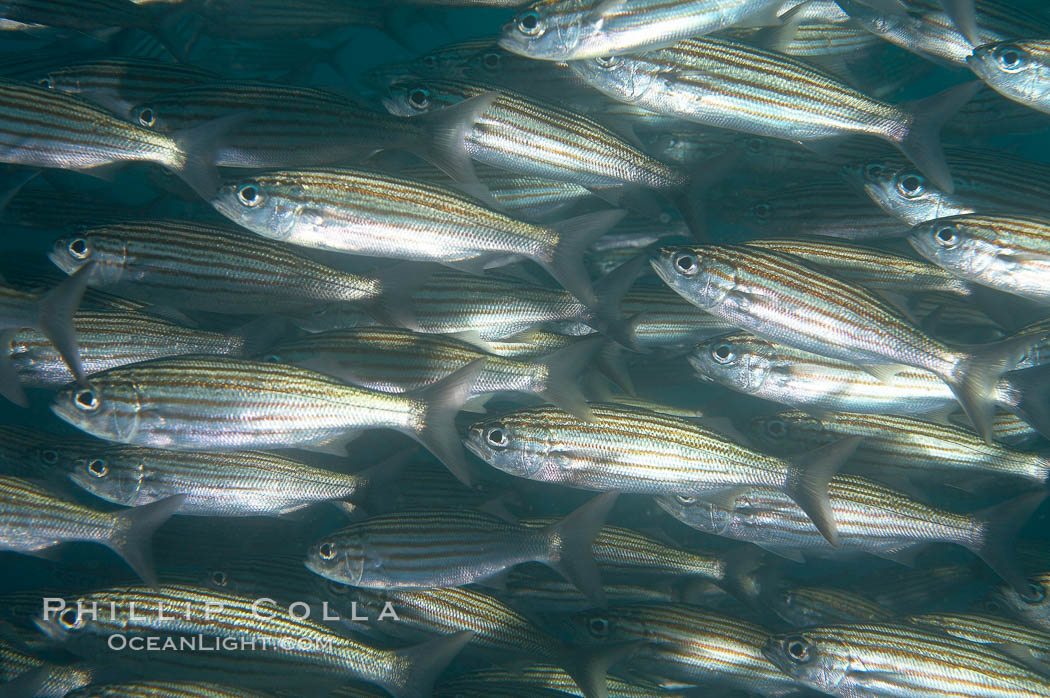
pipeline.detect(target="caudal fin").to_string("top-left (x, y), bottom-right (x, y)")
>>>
top-left (416, 92), bottom-right (501, 205)
top-left (106, 494), bottom-right (186, 587)
top-left (943, 330), bottom-right (1050, 444)
top-left (543, 491), bottom-right (619, 606)
top-left (561, 641), bottom-right (642, 698)
top-left (941, 0), bottom-right (980, 45)
top-left (590, 252), bottom-right (651, 351)
top-left (411, 358), bottom-right (487, 487)
top-left (783, 436), bottom-right (862, 547)
top-left (1001, 363), bottom-right (1050, 444)
top-left (542, 209), bottom-right (627, 307)
top-left (382, 630), bottom-right (474, 698)
top-left (967, 491), bottom-right (1047, 599)
top-left (896, 81), bottom-right (981, 193)
top-left (36, 261), bottom-right (95, 384)
top-left (535, 335), bottom-right (606, 420)
top-left (172, 112), bottom-right (251, 200)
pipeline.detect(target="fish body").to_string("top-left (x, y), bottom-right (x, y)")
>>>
top-left (39, 58), bottom-right (218, 114)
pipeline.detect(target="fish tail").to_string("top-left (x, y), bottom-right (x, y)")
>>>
top-left (944, 330), bottom-right (1050, 443)
top-left (170, 112), bottom-right (248, 200)
top-left (382, 630), bottom-right (474, 698)
top-left (542, 491), bottom-right (619, 606)
top-left (783, 436), bottom-right (862, 547)
top-left (36, 261), bottom-right (95, 384)
top-left (542, 209), bottom-right (626, 307)
top-left (1000, 363), bottom-right (1050, 447)
top-left (941, 0), bottom-right (980, 45)
top-left (106, 494), bottom-right (186, 588)
top-left (591, 252), bottom-right (651, 352)
top-left (895, 81), bottom-right (981, 193)
top-left (415, 92), bottom-right (501, 205)
top-left (0, 330), bottom-right (27, 407)
top-left (968, 491), bottom-right (1047, 600)
top-left (561, 641), bottom-right (643, 698)
top-left (410, 358), bottom-right (487, 487)
top-left (534, 335), bottom-right (605, 421)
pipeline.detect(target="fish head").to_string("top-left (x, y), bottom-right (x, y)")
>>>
top-left (382, 79), bottom-right (459, 117)
top-left (34, 599), bottom-right (91, 644)
top-left (499, 0), bottom-right (582, 60)
top-left (763, 630), bottom-right (851, 694)
top-left (464, 415), bottom-right (549, 480)
top-left (749, 411), bottom-right (825, 454)
top-left (907, 216), bottom-right (991, 276)
top-left (991, 573), bottom-right (1050, 627)
top-left (651, 245), bottom-right (737, 310)
top-left (305, 531), bottom-right (364, 586)
top-left (968, 41), bottom-right (1050, 109)
top-left (67, 449), bottom-right (141, 507)
top-left (50, 376), bottom-right (142, 444)
top-left (835, 0), bottom-right (909, 36)
top-left (127, 99), bottom-right (174, 132)
top-left (48, 229), bottom-right (123, 284)
top-left (652, 493), bottom-right (732, 536)
top-left (210, 174), bottom-right (300, 241)
top-left (687, 333), bottom-right (773, 395)
top-left (568, 54), bottom-right (655, 104)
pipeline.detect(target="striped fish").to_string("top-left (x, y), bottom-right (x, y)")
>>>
top-left (908, 214), bottom-right (1050, 304)
top-left (63, 444), bottom-right (392, 517)
top-left (209, 167), bottom-right (624, 306)
top-left (619, 283), bottom-right (736, 348)
top-left (304, 493), bottom-right (617, 604)
top-left (0, 79), bottom-right (220, 195)
top-left (907, 612), bottom-right (1050, 667)
top-left (744, 236), bottom-right (973, 296)
top-left (969, 40), bottom-right (1050, 116)
top-left (652, 244), bottom-right (1048, 443)
top-left (465, 402), bottom-right (857, 544)
top-left (0, 0), bottom-right (160, 32)
top-left (843, 146), bottom-right (1050, 225)
top-left (47, 219), bottom-right (383, 314)
top-left (769, 585), bottom-right (894, 626)
top-left (562, 603), bottom-right (799, 695)
top-left (8, 308), bottom-right (254, 388)
top-left (262, 327), bottom-right (602, 419)
top-left (49, 355), bottom-right (484, 486)
top-left (0, 641), bottom-right (99, 697)
top-left (654, 474), bottom-right (1044, 594)
top-left (186, 0), bottom-right (384, 39)
top-left (749, 409), bottom-right (1050, 488)
top-left (991, 570), bottom-right (1050, 633)
top-left (947, 85), bottom-right (1050, 139)
top-left (764, 621), bottom-right (1050, 697)
top-left (498, 0), bottom-right (785, 60)
top-left (570, 37), bottom-right (980, 191)
top-left (0, 424), bottom-right (90, 481)
top-left (35, 584), bottom-right (472, 697)
top-left (62, 681), bottom-right (273, 697)
top-left (380, 78), bottom-right (685, 191)
top-left (436, 664), bottom-right (677, 698)
top-left (0, 475), bottom-right (182, 585)
top-left (0, 262), bottom-right (93, 406)
top-left (839, 0), bottom-right (1050, 66)
top-left (495, 567), bottom-right (692, 612)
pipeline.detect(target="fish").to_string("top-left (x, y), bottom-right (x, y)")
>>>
top-left (435, 664), bottom-right (676, 698)
top-left (652, 243), bottom-right (1047, 443)
top-left (0, 475), bottom-right (183, 586)
top-left (968, 40), bottom-right (1050, 116)
top-left (768, 585), bottom-right (895, 626)
top-left (763, 621), bottom-right (1050, 697)
top-left (654, 475), bottom-right (1044, 594)
top-left (47, 219), bottom-right (383, 314)
top-left (0, 262), bottom-right (94, 406)
top-left (261, 327), bottom-right (602, 420)
top-left (304, 492), bottom-right (617, 604)
top-left (61, 680), bottom-right (275, 697)
top-left (209, 167), bottom-right (625, 306)
top-left (908, 213), bottom-right (1050, 304)
top-left (465, 402), bottom-right (857, 544)
top-left (498, 0), bottom-right (786, 60)
top-left (34, 584), bottom-right (473, 697)
top-left (49, 355), bottom-right (485, 486)
top-left (906, 612), bottom-right (1050, 667)
top-left (569, 37), bottom-right (980, 191)
top-left (749, 409), bottom-right (1050, 489)
top-left (991, 570), bottom-right (1050, 633)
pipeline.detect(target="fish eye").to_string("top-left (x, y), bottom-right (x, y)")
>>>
top-left (995, 44), bottom-right (1027, 72)
top-left (68, 238), bottom-right (89, 259)
top-left (482, 51), bottom-right (501, 70)
top-left (934, 225), bottom-right (958, 247)
top-left (236, 184), bottom-right (262, 207)
top-left (422, 55), bottom-right (437, 67)
top-left (262, 353), bottom-right (281, 363)
top-left (864, 162), bottom-right (884, 179)
top-left (765, 419), bottom-right (787, 438)
top-left (485, 424), bottom-right (510, 449)
top-left (711, 343), bottom-right (735, 364)
top-left (40, 449), bottom-right (58, 465)
top-left (73, 388), bottom-right (100, 412)
top-left (517, 10), bottom-right (542, 35)
top-left (137, 106), bottom-right (156, 128)
top-left (587, 616), bottom-right (609, 637)
top-left (785, 637), bottom-right (812, 663)
top-left (752, 203), bottom-right (772, 220)
top-left (58, 606), bottom-right (82, 629)
top-left (408, 87), bottom-right (430, 109)
top-left (675, 494), bottom-right (696, 504)
top-left (1024, 582), bottom-right (1047, 604)
top-left (86, 458), bottom-right (108, 478)
top-left (673, 252), bottom-right (698, 275)
top-left (37, 76), bottom-right (52, 89)
top-left (595, 55), bottom-right (620, 69)
top-left (211, 570), bottom-right (228, 586)
top-left (896, 173), bottom-right (925, 197)
top-left (318, 542), bottom-right (336, 560)
top-left (746, 138), bottom-right (765, 154)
